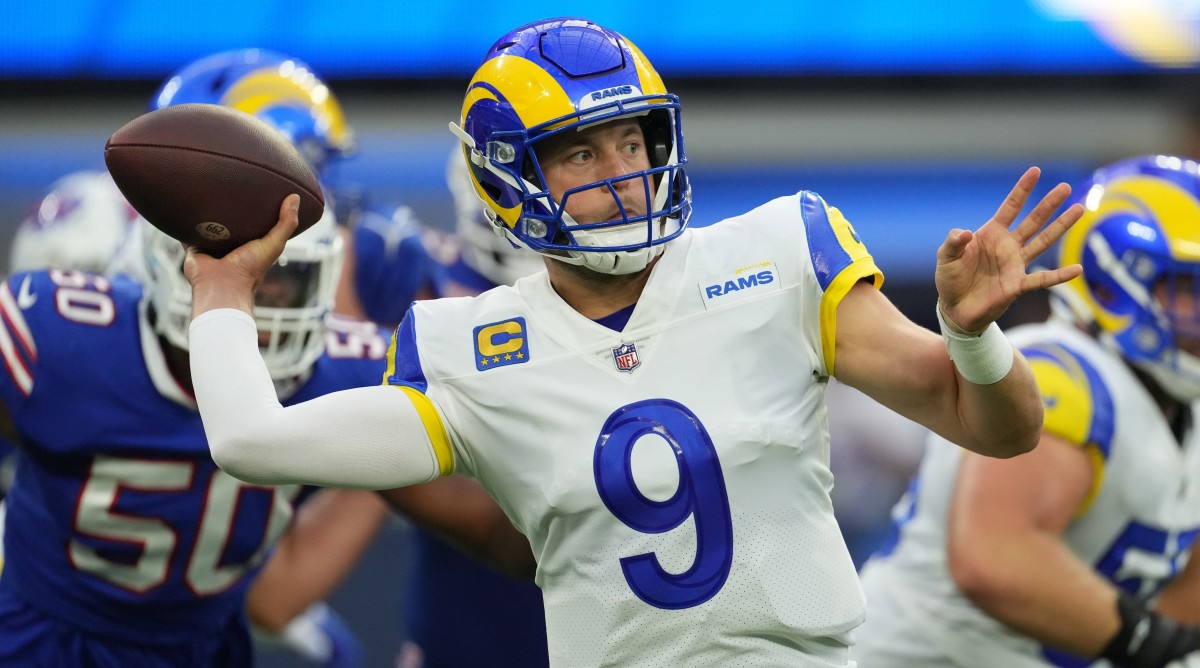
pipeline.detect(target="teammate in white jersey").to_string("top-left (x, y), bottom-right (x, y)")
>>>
top-left (182, 17), bottom-right (1083, 668)
top-left (855, 155), bottom-right (1200, 668)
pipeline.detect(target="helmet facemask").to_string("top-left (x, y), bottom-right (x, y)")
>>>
top-left (479, 103), bottom-right (688, 275)
top-left (138, 209), bottom-right (342, 382)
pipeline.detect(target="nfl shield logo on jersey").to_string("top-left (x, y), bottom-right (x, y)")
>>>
top-left (612, 342), bottom-right (640, 372)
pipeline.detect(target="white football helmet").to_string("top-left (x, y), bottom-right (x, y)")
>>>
top-left (445, 146), bottom-right (544, 287)
top-left (140, 206), bottom-right (343, 380)
top-left (10, 170), bottom-right (140, 274)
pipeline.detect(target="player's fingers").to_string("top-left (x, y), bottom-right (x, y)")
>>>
top-left (1020, 202), bottom-right (1083, 262)
top-left (265, 194), bottom-right (300, 245)
top-left (1011, 182), bottom-right (1071, 242)
top-left (989, 166), bottom-right (1040, 227)
top-left (937, 228), bottom-right (972, 262)
top-left (247, 195), bottom-right (300, 264)
top-left (1022, 264), bottom-right (1082, 293)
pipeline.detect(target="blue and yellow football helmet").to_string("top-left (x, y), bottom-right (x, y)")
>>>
top-left (451, 17), bottom-right (691, 275)
top-left (1054, 154), bottom-right (1200, 400)
top-left (151, 49), bottom-right (355, 175)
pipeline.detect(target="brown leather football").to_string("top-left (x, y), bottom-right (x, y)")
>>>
top-left (104, 103), bottom-right (325, 257)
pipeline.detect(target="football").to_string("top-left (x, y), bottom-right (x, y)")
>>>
top-left (104, 103), bottom-right (325, 257)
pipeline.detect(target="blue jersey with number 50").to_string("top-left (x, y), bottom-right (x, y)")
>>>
top-left (0, 269), bottom-right (388, 650)
top-left (384, 191), bottom-right (882, 667)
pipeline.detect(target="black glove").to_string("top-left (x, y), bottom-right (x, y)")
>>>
top-left (1101, 590), bottom-right (1200, 668)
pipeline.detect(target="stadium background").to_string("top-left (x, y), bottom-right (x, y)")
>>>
top-left (2, 2), bottom-right (1200, 665)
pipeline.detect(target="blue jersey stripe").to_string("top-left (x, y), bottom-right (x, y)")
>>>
top-left (385, 309), bottom-right (428, 392)
top-left (801, 191), bottom-right (852, 291)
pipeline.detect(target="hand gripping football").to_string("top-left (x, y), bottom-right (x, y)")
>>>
top-left (104, 103), bottom-right (325, 257)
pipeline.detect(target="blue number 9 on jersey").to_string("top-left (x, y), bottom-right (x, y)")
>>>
top-left (593, 399), bottom-right (734, 610)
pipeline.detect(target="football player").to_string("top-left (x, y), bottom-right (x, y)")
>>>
top-left (854, 156), bottom-right (1200, 667)
top-left (184, 17), bottom-right (1083, 667)
top-left (0, 169), bottom-right (144, 571)
top-left (0, 209), bottom-right (387, 667)
top-left (140, 48), bottom-right (385, 668)
top-left (5, 175), bottom-right (381, 668)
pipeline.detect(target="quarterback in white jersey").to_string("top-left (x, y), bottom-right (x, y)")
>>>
top-left (855, 156), bottom-right (1200, 668)
top-left (183, 17), bottom-right (1084, 668)
top-left (388, 190), bottom-right (878, 664)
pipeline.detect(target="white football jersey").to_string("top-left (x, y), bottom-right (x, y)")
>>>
top-left (385, 192), bottom-right (882, 667)
top-left (854, 321), bottom-right (1200, 667)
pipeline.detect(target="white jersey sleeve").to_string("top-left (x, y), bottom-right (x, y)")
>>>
top-left (190, 308), bottom-right (449, 489)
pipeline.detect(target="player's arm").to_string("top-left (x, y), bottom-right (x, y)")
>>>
top-left (834, 282), bottom-right (1041, 458)
top-left (247, 488), bottom-right (390, 630)
top-left (945, 430), bottom-right (1117, 654)
top-left (186, 196), bottom-right (450, 489)
top-left (378, 476), bottom-right (536, 581)
top-left (834, 168), bottom-right (1082, 458)
top-left (949, 433), bottom-right (1200, 666)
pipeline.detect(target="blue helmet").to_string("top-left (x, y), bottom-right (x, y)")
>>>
top-left (151, 49), bottom-right (355, 175)
top-left (1054, 155), bottom-right (1200, 400)
top-left (451, 17), bottom-right (690, 275)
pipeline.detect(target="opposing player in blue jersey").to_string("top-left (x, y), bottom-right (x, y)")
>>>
top-left (0, 206), bottom-right (389, 666)
top-left (0, 50), bottom-right (384, 668)
top-left (0, 169), bottom-right (142, 573)
top-left (854, 156), bottom-right (1200, 667)
top-left (142, 49), bottom-right (387, 668)
top-left (185, 17), bottom-right (1084, 667)
top-left (156, 49), bottom-right (538, 667)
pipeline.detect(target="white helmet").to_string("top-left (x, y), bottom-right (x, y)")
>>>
top-left (445, 146), bottom-right (543, 287)
top-left (140, 206), bottom-right (343, 380)
top-left (10, 170), bottom-right (140, 274)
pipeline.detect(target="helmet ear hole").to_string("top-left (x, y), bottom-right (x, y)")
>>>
top-left (669, 168), bottom-right (688, 211)
top-left (467, 161), bottom-right (506, 204)
top-left (521, 156), bottom-right (542, 190)
top-left (1092, 283), bottom-right (1116, 307)
top-left (481, 181), bottom-right (503, 203)
top-left (639, 111), bottom-right (673, 168)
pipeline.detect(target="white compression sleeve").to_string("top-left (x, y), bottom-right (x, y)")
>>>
top-left (189, 308), bottom-right (443, 489)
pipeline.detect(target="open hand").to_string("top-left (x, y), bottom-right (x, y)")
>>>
top-left (934, 167), bottom-right (1083, 334)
